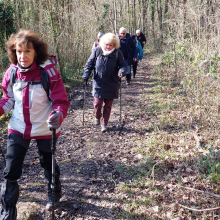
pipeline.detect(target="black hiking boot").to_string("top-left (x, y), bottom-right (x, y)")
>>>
top-left (45, 180), bottom-right (62, 211)
top-left (44, 166), bottom-right (62, 211)
top-left (0, 180), bottom-right (19, 220)
top-left (46, 195), bottom-right (61, 211)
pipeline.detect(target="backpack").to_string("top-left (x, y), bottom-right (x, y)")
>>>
top-left (9, 66), bottom-right (51, 100)
top-left (95, 41), bottom-right (99, 48)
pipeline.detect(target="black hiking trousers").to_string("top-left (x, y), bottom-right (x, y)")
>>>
top-left (0, 133), bottom-right (61, 220)
top-left (132, 61), bottom-right (138, 78)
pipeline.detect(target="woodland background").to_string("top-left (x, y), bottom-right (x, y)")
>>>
top-left (0, 0), bottom-right (218, 75)
top-left (1, 0), bottom-right (220, 218)
top-left (1, 0), bottom-right (220, 129)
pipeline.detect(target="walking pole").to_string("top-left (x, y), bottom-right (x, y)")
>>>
top-left (119, 77), bottom-right (122, 125)
top-left (82, 81), bottom-right (87, 126)
top-left (51, 126), bottom-right (56, 220)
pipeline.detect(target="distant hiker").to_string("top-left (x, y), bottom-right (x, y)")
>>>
top-left (83, 33), bottom-right (126, 132)
top-left (131, 35), bottom-right (143, 78)
top-left (0, 29), bottom-right (70, 220)
top-left (118, 27), bottom-right (137, 85)
top-left (136, 30), bottom-right (146, 49)
top-left (92, 32), bottom-right (103, 50)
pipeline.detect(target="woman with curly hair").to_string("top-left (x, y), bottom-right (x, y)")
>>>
top-left (0, 29), bottom-right (70, 220)
top-left (83, 33), bottom-right (126, 132)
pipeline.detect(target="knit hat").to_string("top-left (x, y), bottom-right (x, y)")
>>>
top-left (97, 32), bottom-right (103, 38)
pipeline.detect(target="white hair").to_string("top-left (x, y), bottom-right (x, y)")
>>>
top-left (136, 30), bottom-right (141, 34)
top-left (119, 27), bottom-right (127, 34)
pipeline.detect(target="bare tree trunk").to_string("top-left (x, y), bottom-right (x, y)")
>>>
top-left (113, 0), bottom-right (117, 34)
top-left (142, 0), bottom-right (149, 37)
top-left (127, 0), bottom-right (130, 30)
top-left (133, 0), bottom-right (136, 33)
top-left (157, 0), bottom-right (163, 46)
top-left (151, 0), bottom-right (156, 41)
top-left (183, 0), bottom-right (187, 39)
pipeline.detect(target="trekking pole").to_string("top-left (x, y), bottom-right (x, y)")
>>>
top-left (119, 77), bottom-right (122, 125)
top-left (82, 80), bottom-right (87, 126)
top-left (51, 114), bottom-right (56, 220)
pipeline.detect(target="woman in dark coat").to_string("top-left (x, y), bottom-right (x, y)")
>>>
top-left (83, 33), bottom-right (126, 132)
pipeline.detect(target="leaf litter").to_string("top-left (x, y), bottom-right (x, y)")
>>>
top-left (0, 54), bottom-right (219, 219)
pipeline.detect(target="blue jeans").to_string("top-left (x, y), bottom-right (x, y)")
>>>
top-left (125, 60), bottom-right (131, 74)
top-left (125, 60), bottom-right (131, 82)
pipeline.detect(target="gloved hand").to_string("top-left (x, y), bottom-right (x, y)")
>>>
top-left (84, 78), bottom-right (88, 86)
top-left (47, 110), bottom-right (63, 129)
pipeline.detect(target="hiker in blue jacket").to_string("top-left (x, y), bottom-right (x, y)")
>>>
top-left (83, 33), bottom-right (126, 132)
top-left (118, 27), bottom-right (137, 85)
top-left (131, 35), bottom-right (143, 78)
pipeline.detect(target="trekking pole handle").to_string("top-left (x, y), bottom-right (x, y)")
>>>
top-left (50, 110), bottom-right (57, 151)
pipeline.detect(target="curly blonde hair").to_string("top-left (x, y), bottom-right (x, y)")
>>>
top-left (99, 33), bottom-right (120, 49)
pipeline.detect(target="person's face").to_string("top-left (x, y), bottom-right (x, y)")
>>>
top-left (104, 42), bottom-right (114, 51)
top-left (120, 30), bottom-right (126, 39)
top-left (16, 42), bottom-right (36, 68)
top-left (136, 32), bottom-right (140, 36)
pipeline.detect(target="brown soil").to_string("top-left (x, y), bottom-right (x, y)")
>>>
top-left (0, 57), bottom-right (151, 219)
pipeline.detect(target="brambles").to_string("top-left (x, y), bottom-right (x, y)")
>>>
top-left (200, 145), bottom-right (220, 184)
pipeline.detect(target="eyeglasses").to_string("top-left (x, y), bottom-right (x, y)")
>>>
top-left (120, 33), bottom-right (126, 35)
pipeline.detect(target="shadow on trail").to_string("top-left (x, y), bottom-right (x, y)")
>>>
top-left (15, 149), bottom-right (211, 219)
top-left (17, 154), bottom-right (157, 219)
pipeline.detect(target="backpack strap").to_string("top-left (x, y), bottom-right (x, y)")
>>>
top-left (116, 49), bottom-right (118, 60)
top-left (95, 47), bottom-right (102, 60)
top-left (9, 67), bottom-right (18, 86)
top-left (9, 66), bottom-right (51, 101)
top-left (40, 67), bottom-right (51, 100)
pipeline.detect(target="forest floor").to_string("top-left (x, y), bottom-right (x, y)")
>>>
top-left (0, 52), bottom-right (220, 219)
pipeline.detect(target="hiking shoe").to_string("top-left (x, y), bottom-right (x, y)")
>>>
top-left (46, 198), bottom-right (60, 211)
top-left (126, 81), bottom-right (131, 85)
top-left (101, 125), bottom-right (107, 132)
top-left (94, 118), bottom-right (100, 125)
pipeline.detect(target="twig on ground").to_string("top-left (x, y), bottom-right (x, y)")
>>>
top-left (179, 203), bottom-right (220, 212)
top-left (150, 162), bottom-right (162, 187)
top-left (111, 171), bottom-right (117, 187)
top-left (176, 185), bottom-right (220, 198)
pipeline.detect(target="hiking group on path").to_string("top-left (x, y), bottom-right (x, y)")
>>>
top-left (0, 27), bottom-right (146, 219)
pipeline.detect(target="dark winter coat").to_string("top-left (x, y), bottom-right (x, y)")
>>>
top-left (136, 32), bottom-right (146, 48)
top-left (119, 33), bottom-right (138, 65)
top-left (83, 47), bottom-right (127, 99)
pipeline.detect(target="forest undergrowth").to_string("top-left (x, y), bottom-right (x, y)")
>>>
top-left (0, 50), bottom-right (220, 220)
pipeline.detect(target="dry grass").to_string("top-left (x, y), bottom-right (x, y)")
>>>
top-left (112, 49), bottom-right (220, 219)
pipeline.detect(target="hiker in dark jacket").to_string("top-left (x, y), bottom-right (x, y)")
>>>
top-left (136, 30), bottom-right (146, 49)
top-left (119, 27), bottom-right (137, 85)
top-left (83, 33), bottom-right (126, 132)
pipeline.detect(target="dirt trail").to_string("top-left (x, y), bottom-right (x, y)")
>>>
top-left (0, 56), bottom-right (152, 220)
